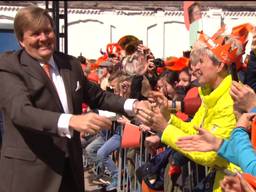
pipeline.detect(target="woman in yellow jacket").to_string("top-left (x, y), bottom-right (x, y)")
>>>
top-left (137, 27), bottom-right (247, 191)
top-left (161, 74), bottom-right (239, 191)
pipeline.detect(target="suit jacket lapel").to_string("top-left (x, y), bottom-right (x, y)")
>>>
top-left (54, 54), bottom-right (74, 114)
top-left (20, 50), bottom-right (64, 112)
top-left (20, 50), bottom-right (47, 82)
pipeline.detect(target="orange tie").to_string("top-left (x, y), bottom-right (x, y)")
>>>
top-left (43, 63), bottom-right (52, 80)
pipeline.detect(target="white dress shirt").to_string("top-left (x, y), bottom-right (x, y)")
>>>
top-left (41, 56), bottom-right (72, 138)
top-left (42, 56), bottom-right (136, 139)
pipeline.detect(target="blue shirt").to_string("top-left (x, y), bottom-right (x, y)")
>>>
top-left (217, 107), bottom-right (256, 175)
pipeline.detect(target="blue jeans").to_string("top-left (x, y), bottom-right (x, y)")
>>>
top-left (97, 133), bottom-right (121, 177)
top-left (85, 132), bottom-right (107, 166)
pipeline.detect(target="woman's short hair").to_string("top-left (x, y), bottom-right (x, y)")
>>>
top-left (14, 6), bottom-right (54, 41)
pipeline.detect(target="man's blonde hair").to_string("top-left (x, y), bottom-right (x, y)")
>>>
top-left (14, 6), bottom-right (54, 41)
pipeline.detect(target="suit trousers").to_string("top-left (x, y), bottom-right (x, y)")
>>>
top-left (59, 158), bottom-right (80, 192)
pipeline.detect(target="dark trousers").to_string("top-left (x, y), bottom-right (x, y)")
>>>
top-left (0, 112), bottom-right (3, 149)
top-left (59, 158), bottom-right (80, 192)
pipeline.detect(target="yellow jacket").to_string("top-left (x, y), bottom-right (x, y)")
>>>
top-left (161, 75), bottom-right (241, 191)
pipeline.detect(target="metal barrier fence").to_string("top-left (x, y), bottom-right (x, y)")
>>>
top-left (82, 123), bottom-right (209, 192)
top-left (117, 130), bottom-right (147, 192)
top-left (116, 127), bottom-right (208, 192)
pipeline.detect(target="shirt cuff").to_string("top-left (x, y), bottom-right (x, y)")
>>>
top-left (57, 114), bottom-right (73, 139)
top-left (124, 99), bottom-right (137, 116)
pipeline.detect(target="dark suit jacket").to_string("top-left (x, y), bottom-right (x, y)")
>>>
top-left (244, 50), bottom-right (256, 92)
top-left (0, 50), bottom-right (126, 192)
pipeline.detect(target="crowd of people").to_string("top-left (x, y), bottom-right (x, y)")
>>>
top-left (78, 21), bottom-right (256, 191)
top-left (1, 5), bottom-right (256, 192)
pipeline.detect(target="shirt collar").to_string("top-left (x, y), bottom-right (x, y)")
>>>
top-left (198, 75), bottom-right (232, 108)
top-left (40, 56), bottom-right (57, 71)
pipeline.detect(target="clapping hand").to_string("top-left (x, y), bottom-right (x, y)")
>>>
top-left (220, 175), bottom-right (255, 192)
top-left (230, 81), bottom-right (256, 113)
top-left (176, 127), bottom-right (223, 152)
top-left (236, 112), bottom-right (256, 132)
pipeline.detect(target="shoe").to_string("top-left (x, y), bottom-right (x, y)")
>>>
top-left (106, 177), bottom-right (117, 191)
top-left (88, 174), bottom-right (102, 185)
top-left (88, 173), bottom-right (111, 186)
top-left (91, 179), bottom-right (105, 185)
top-left (98, 174), bottom-right (111, 185)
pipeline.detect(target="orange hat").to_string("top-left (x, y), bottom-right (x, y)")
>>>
top-left (198, 23), bottom-right (254, 68)
top-left (106, 43), bottom-right (122, 57)
top-left (231, 23), bottom-right (254, 46)
top-left (164, 57), bottom-right (189, 71)
top-left (92, 54), bottom-right (109, 70)
top-left (198, 26), bottom-right (238, 66)
top-left (231, 23), bottom-right (254, 70)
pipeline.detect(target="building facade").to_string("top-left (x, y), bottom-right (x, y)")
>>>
top-left (1, 2), bottom-right (256, 60)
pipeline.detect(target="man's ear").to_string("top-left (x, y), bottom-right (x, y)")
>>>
top-left (19, 40), bottom-right (25, 48)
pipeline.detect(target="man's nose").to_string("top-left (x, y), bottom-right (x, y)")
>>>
top-left (39, 32), bottom-right (48, 41)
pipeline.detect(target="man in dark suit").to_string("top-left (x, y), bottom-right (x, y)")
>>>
top-left (0, 6), bottom-right (147, 192)
top-left (0, 112), bottom-right (3, 149)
